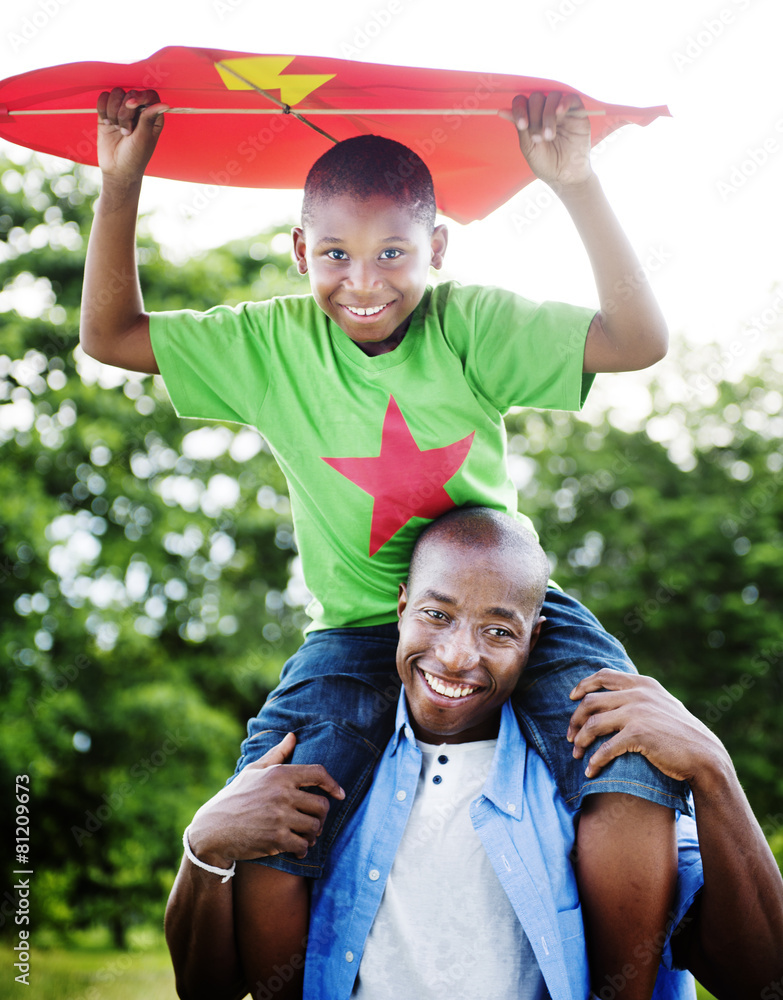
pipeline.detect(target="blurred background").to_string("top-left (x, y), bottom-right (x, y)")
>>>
top-left (1, 0), bottom-right (781, 997)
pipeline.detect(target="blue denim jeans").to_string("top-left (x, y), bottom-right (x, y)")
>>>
top-left (231, 588), bottom-right (690, 876)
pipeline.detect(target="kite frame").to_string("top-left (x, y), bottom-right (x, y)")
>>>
top-left (2, 59), bottom-right (605, 148)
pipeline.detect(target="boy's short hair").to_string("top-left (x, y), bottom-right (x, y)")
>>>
top-left (302, 135), bottom-right (436, 232)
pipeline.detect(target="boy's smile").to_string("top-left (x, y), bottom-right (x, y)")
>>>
top-left (293, 194), bottom-right (447, 357)
top-left (396, 539), bottom-right (544, 744)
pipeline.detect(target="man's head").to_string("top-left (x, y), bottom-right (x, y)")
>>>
top-left (397, 507), bottom-right (549, 745)
top-left (292, 136), bottom-right (447, 356)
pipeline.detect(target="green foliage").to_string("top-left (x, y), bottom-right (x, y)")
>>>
top-left (0, 155), bottom-right (307, 945)
top-left (1, 153), bottom-right (781, 949)
top-left (505, 348), bottom-right (783, 824)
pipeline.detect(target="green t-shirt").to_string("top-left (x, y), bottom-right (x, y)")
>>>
top-left (149, 281), bottom-right (594, 630)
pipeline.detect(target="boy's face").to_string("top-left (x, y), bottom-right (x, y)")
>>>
top-left (292, 194), bottom-right (447, 356)
top-left (396, 537), bottom-right (544, 745)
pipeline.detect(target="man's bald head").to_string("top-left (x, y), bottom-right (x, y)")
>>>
top-left (408, 507), bottom-right (550, 618)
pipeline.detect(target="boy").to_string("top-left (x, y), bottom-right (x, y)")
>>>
top-left (82, 86), bottom-right (687, 996)
top-left (165, 508), bottom-right (783, 999)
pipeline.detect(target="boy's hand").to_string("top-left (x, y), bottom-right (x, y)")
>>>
top-left (187, 733), bottom-right (345, 866)
top-left (567, 668), bottom-right (726, 783)
top-left (502, 91), bottom-right (592, 190)
top-left (96, 87), bottom-right (169, 182)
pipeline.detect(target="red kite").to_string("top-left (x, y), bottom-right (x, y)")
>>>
top-left (0, 47), bottom-right (669, 223)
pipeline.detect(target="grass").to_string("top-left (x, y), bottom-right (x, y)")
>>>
top-left (0, 936), bottom-right (721, 1000)
top-left (0, 947), bottom-right (177, 1000)
top-left (0, 928), bottom-right (178, 1000)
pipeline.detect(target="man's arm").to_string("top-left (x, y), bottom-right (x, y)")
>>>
top-left (165, 853), bottom-right (246, 1000)
top-left (568, 669), bottom-right (783, 996)
top-left (164, 734), bottom-right (344, 1000)
top-left (575, 793), bottom-right (677, 1000)
top-left (80, 88), bottom-right (167, 374)
top-left (506, 92), bottom-right (669, 373)
top-left (166, 854), bottom-right (309, 1000)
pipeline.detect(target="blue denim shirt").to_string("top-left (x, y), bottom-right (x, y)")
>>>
top-left (305, 695), bottom-right (704, 1000)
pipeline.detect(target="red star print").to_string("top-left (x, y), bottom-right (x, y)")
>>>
top-left (323, 396), bottom-right (474, 556)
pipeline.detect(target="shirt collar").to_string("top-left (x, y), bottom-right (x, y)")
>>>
top-left (480, 701), bottom-right (527, 820)
top-left (390, 691), bottom-right (415, 756)
top-left (391, 695), bottom-right (527, 820)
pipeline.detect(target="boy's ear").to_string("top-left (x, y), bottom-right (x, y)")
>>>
top-left (430, 224), bottom-right (448, 270)
top-left (292, 227), bottom-right (308, 274)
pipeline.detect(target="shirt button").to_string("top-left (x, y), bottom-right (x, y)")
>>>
top-left (438, 754), bottom-right (449, 764)
top-left (368, 869), bottom-right (380, 881)
top-left (396, 789), bottom-right (407, 801)
top-left (432, 775), bottom-right (442, 784)
top-left (508, 802), bottom-right (516, 812)
top-left (345, 951), bottom-right (354, 963)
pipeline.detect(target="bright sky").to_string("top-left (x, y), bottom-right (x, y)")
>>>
top-left (2, 0), bottom-right (782, 410)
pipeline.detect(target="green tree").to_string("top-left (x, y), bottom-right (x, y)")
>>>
top-left (505, 339), bottom-right (783, 831)
top-left (0, 154), bottom-right (307, 945)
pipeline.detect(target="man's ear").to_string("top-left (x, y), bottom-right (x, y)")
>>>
top-left (292, 227), bottom-right (308, 273)
top-left (529, 616), bottom-right (546, 652)
top-left (397, 582), bottom-right (408, 626)
top-left (430, 224), bottom-right (448, 270)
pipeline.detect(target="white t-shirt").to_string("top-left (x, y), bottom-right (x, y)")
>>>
top-left (352, 738), bottom-right (549, 1000)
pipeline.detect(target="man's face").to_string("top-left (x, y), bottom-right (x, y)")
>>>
top-left (396, 538), bottom-right (544, 744)
top-left (292, 194), bottom-right (447, 357)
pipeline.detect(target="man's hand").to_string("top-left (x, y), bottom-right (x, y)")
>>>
top-left (567, 668), bottom-right (728, 784)
top-left (187, 733), bottom-right (345, 866)
top-left (96, 87), bottom-right (169, 181)
top-left (502, 91), bottom-right (593, 190)
top-left (568, 670), bottom-right (783, 993)
top-left (166, 733), bottom-right (340, 1000)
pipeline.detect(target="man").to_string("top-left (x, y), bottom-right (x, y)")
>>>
top-left (165, 508), bottom-right (783, 999)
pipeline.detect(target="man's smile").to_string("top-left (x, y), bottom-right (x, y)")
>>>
top-left (420, 668), bottom-right (482, 701)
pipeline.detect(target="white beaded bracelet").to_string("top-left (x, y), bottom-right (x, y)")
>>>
top-left (183, 825), bottom-right (236, 883)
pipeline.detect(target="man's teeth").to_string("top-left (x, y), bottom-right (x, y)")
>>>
top-left (345, 304), bottom-right (387, 316)
top-left (423, 671), bottom-right (478, 699)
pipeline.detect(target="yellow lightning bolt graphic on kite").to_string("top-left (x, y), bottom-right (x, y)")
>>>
top-left (215, 56), bottom-right (334, 106)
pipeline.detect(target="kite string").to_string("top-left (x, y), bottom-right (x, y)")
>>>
top-left (214, 61), bottom-right (338, 144)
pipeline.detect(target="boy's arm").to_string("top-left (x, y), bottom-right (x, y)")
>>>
top-left (80, 88), bottom-right (168, 374)
top-left (569, 670), bottom-right (783, 996)
top-left (165, 734), bottom-right (343, 1000)
top-left (507, 92), bottom-right (669, 374)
